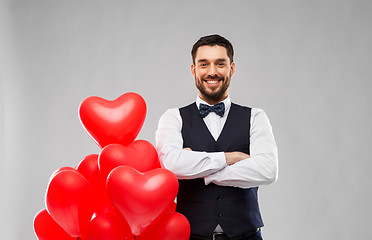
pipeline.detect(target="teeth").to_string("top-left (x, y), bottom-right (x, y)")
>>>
top-left (207, 81), bottom-right (218, 84)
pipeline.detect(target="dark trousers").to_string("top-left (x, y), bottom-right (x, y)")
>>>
top-left (190, 229), bottom-right (263, 240)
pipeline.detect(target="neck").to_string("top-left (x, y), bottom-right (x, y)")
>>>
top-left (199, 94), bottom-right (228, 105)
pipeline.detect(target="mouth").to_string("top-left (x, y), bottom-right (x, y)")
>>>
top-left (203, 77), bottom-right (224, 87)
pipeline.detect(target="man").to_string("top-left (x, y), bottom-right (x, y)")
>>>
top-left (156, 34), bottom-right (278, 240)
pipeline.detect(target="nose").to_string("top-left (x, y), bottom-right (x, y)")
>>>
top-left (208, 64), bottom-right (216, 76)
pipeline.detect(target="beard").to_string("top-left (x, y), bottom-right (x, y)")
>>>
top-left (195, 74), bottom-right (230, 103)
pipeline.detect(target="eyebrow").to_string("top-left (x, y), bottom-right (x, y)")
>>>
top-left (197, 59), bottom-right (208, 63)
top-left (216, 58), bottom-right (228, 62)
top-left (197, 58), bottom-right (228, 63)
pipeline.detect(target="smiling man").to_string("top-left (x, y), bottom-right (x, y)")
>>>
top-left (192, 43), bottom-right (233, 105)
top-left (156, 34), bottom-right (278, 240)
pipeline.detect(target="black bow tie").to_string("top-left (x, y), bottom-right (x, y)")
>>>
top-left (199, 102), bottom-right (225, 118)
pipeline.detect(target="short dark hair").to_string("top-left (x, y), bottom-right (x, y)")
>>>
top-left (191, 34), bottom-right (234, 64)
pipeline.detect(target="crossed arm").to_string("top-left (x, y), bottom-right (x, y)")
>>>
top-left (183, 147), bottom-right (249, 166)
top-left (155, 108), bottom-right (278, 189)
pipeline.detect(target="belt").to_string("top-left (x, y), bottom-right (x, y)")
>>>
top-left (190, 228), bottom-right (259, 240)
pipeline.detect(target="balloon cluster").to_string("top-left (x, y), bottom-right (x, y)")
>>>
top-left (33, 92), bottom-right (190, 240)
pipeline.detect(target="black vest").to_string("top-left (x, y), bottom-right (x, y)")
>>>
top-left (177, 102), bottom-right (263, 238)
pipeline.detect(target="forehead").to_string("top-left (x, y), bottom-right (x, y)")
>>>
top-left (195, 45), bottom-right (229, 62)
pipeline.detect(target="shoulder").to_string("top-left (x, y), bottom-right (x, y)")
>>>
top-left (179, 102), bottom-right (198, 119)
top-left (231, 102), bottom-right (251, 110)
top-left (251, 107), bottom-right (265, 116)
top-left (159, 102), bottom-right (197, 125)
top-left (158, 108), bottom-right (182, 127)
top-left (231, 102), bottom-right (266, 116)
top-left (160, 108), bottom-right (180, 120)
top-left (231, 103), bottom-right (270, 123)
top-left (179, 102), bottom-right (197, 111)
top-left (250, 108), bottom-right (272, 127)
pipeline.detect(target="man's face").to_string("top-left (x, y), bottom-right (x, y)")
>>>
top-left (191, 45), bottom-right (235, 105)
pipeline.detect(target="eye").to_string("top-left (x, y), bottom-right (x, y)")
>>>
top-left (217, 62), bottom-right (226, 67)
top-left (199, 63), bottom-right (208, 68)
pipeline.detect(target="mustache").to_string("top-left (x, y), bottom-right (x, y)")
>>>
top-left (202, 75), bottom-right (224, 81)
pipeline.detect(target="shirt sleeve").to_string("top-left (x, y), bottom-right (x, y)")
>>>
top-left (155, 108), bottom-right (227, 179)
top-left (204, 108), bottom-right (278, 188)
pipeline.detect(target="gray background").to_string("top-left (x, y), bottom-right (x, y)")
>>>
top-left (1, 0), bottom-right (371, 239)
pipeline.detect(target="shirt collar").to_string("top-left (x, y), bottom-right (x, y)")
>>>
top-left (196, 95), bottom-right (231, 112)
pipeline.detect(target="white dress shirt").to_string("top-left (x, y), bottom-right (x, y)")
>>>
top-left (155, 96), bottom-right (278, 189)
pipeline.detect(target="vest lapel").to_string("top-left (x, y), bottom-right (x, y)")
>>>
top-left (191, 103), bottom-right (219, 143)
top-left (192, 102), bottom-right (239, 143)
top-left (215, 103), bottom-right (235, 143)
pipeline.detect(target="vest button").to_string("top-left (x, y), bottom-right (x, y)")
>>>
top-left (218, 213), bottom-right (222, 217)
top-left (216, 196), bottom-right (221, 200)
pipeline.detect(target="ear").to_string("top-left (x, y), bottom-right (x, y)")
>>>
top-left (230, 62), bottom-right (236, 77)
top-left (191, 64), bottom-right (196, 79)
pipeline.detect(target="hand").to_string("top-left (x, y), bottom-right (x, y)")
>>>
top-left (224, 152), bottom-right (250, 165)
top-left (183, 147), bottom-right (192, 151)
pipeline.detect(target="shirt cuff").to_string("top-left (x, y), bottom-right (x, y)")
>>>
top-left (207, 152), bottom-right (227, 169)
top-left (204, 168), bottom-right (223, 185)
top-left (204, 152), bottom-right (226, 185)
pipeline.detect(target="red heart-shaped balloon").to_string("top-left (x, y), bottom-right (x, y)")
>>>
top-left (76, 154), bottom-right (101, 187)
top-left (99, 140), bottom-right (160, 178)
top-left (137, 212), bottom-right (190, 240)
top-left (86, 212), bottom-right (134, 240)
top-left (106, 166), bottom-right (178, 236)
top-left (34, 209), bottom-right (75, 240)
top-left (50, 166), bottom-right (76, 179)
top-left (79, 92), bottom-right (146, 148)
top-left (76, 154), bottom-right (114, 215)
top-left (45, 169), bottom-right (95, 237)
